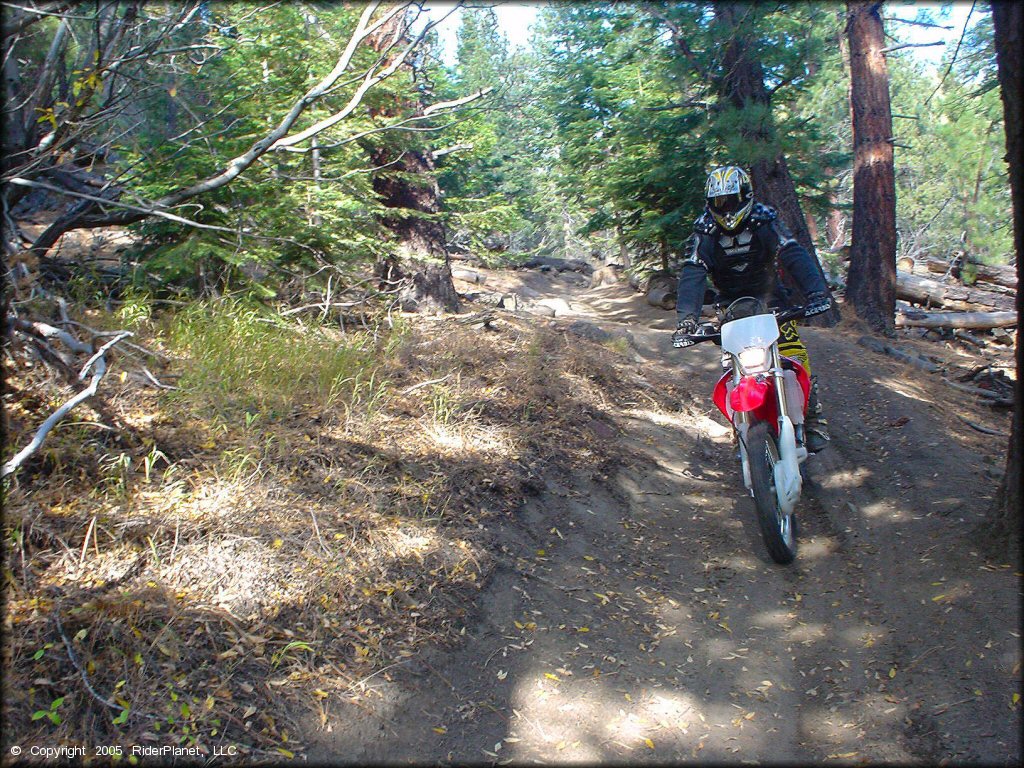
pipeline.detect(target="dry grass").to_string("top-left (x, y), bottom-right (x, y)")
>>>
top-left (2, 301), bottom-right (689, 762)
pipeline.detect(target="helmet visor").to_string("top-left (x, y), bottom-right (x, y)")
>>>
top-left (710, 193), bottom-right (743, 215)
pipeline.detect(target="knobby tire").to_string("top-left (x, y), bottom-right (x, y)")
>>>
top-left (746, 421), bottom-right (797, 564)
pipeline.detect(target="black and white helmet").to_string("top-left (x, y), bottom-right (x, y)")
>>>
top-left (705, 165), bottom-right (754, 231)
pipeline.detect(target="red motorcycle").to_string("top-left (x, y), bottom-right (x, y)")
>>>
top-left (674, 297), bottom-right (829, 564)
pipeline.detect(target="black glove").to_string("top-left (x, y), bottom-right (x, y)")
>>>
top-left (672, 317), bottom-right (698, 348)
top-left (803, 292), bottom-right (833, 317)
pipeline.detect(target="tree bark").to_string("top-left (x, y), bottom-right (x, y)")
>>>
top-left (990, 1), bottom-right (1022, 540)
top-left (367, 11), bottom-right (459, 313)
top-left (845, 1), bottom-right (898, 335)
top-left (715, 2), bottom-right (841, 326)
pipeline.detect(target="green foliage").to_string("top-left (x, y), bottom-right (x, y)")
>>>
top-left (109, 4), bottom-right (401, 294)
top-left (528, 4), bottom-right (711, 261)
top-left (12, 0), bottom-right (1012, 301)
top-left (886, 16), bottom-right (1011, 264)
top-left (32, 696), bottom-right (66, 726)
top-left (433, 8), bottom-right (546, 258)
top-left (163, 299), bottom-right (383, 419)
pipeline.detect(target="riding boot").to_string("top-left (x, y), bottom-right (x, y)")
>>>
top-left (804, 377), bottom-right (830, 453)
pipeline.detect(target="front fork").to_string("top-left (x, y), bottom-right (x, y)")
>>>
top-left (730, 347), bottom-right (806, 512)
top-left (769, 347), bottom-right (804, 513)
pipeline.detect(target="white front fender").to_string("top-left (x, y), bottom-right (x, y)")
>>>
top-left (773, 417), bottom-right (802, 514)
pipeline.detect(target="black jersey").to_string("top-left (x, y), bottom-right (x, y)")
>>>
top-left (675, 203), bottom-right (828, 320)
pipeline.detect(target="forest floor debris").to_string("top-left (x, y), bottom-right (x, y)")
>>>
top-left (2, 291), bottom-right (689, 762)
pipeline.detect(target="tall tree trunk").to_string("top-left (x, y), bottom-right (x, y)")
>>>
top-left (989, 1), bottom-right (1022, 543)
top-left (715, 2), bottom-right (841, 326)
top-left (367, 12), bottom-right (459, 314)
top-left (845, 1), bottom-right (897, 334)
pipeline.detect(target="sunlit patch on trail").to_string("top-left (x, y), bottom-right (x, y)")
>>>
top-left (378, 524), bottom-right (439, 560)
top-left (798, 536), bottom-right (839, 558)
top-left (786, 622), bottom-right (828, 644)
top-left (751, 609), bottom-right (793, 628)
top-left (507, 675), bottom-right (709, 759)
top-left (871, 375), bottom-right (936, 406)
top-left (818, 466), bottom-right (873, 492)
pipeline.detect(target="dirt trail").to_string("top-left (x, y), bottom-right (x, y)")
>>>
top-left (306, 273), bottom-right (1020, 765)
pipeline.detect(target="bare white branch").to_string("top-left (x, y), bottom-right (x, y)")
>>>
top-left (2, 329), bottom-right (132, 479)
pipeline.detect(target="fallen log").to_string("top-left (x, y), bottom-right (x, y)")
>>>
top-left (451, 268), bottom-right (486, 284)
top-left (895, 307), bottom-right (1017, 329)
top-left (647, 287), bottom-right (676, 310)
top-left (517, 256), bottom-right (594, 275)
top-left (896, 271), bottom-right (1015, 312)
top-left (940, 377), bottom-right (1014, 407)
top-left (857, 335), bottom-right (940, 372)
top-left (954, 413), bottom-right (1010, 437)
top-left (925, 257), bottom-right (1016, 290)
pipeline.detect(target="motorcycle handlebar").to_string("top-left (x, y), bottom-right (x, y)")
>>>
top-left (675, 301), bottom-right (830, 348)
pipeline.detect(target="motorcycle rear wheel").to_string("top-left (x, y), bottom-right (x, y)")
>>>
top-left (747, 421), bottom-right (797, 564)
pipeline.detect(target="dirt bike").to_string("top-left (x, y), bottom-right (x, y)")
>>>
top-left (674, 297), bottom-right (831, 564)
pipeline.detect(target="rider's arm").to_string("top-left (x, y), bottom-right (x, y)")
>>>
top-left (761, 218), bottom-right (829, 297)
top-left (675, 233), bottom-right (715, 323)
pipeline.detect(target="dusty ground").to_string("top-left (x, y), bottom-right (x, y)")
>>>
top-left (305, 268), bottom-right (1021, 765)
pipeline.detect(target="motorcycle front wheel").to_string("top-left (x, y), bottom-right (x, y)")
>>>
top-left (746, 421), bottom-right (797, 564)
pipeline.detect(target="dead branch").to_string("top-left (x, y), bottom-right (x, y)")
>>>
top-left (939, 377), bottom-right (1014, 407)
top-left (280, 299), bottom-right (371, 317)
top-left (55, 612), bottom-right (127, 713)
top-left (11, 317), bottom-right (92, 354)
top-left (139, 365), bottom-right (179, 391)
top-left (2, 328), bottom-right (131, 479)
top-left (954, 413), bottom-right (1010, 437)
top-left (857, 335), bottom-right (941, 372)
top-left (881, 41), bottom-right (945, 53)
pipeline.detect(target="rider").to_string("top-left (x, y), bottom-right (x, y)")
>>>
top-left (672, 165), bottom-right (834, 452)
